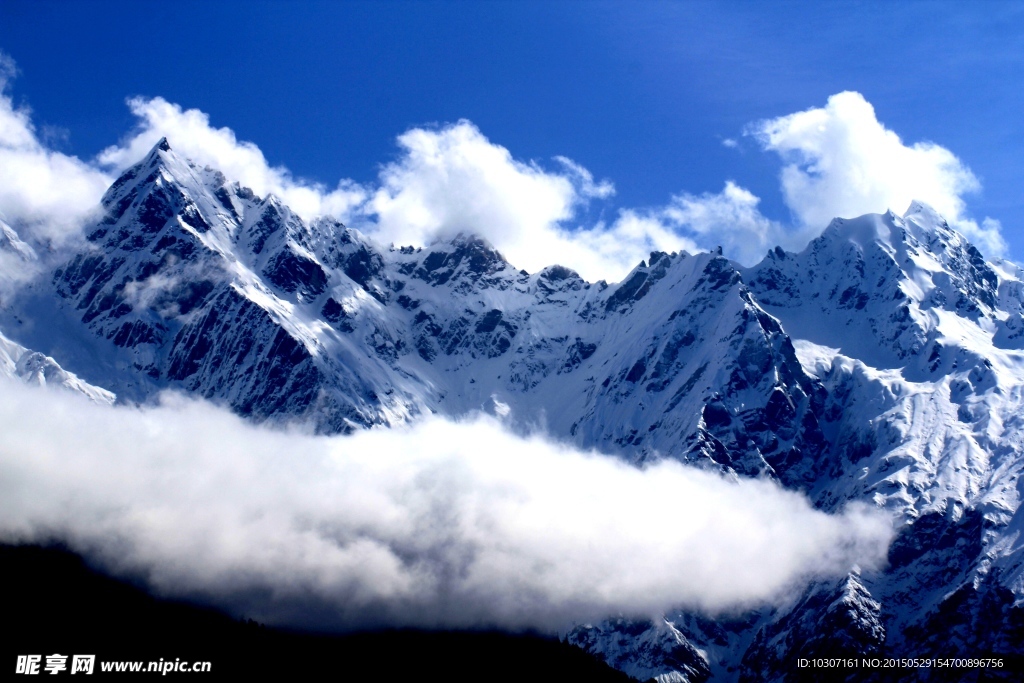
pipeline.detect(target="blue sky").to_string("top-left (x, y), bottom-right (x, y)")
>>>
top-left (1, 0), bottom-right (1022, 279)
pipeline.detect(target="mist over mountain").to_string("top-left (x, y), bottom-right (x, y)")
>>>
top-left (1, 138), bottom-right (1022, 682)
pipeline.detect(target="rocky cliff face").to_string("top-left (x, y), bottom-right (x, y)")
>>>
top-left (2, 139), bottom-right (1022, 681)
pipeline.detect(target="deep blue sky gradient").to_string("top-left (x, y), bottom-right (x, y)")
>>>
top-left (1, 0), bottom-right (1022, 255)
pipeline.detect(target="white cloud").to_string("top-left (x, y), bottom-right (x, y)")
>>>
top-left (973, 217), bottom-right (1007, 257)
top-left (0, 379), bottom-right (893, 631)
top-left (565, 211), bottom-right (701, 279)
top-left (366, 120), bottom-right (684, 281)
top-left (0, 53), bottom-right (111, 246)
top-left (97, 97), bottom-right (366, 222)
top-left (751, 90), bottom-right (1006, 256)
top-left (591, 181), bottom-right (819, 268)
top-left (0, 63), bottom-right (1008, 284)
top-left (659, 181), bottom-right (791, 266)
top-left (368, 121), bottom-right (579, 252)
top-left (553, 155), bottom-right (616, 199)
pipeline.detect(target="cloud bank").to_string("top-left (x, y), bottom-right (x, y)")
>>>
top-left (654, 181), bottom-right (789, 266)
top-left (0, 380), bottom-right (894, 631)
top-left (0, 49), bottom-right (1006, 280)
top-left (93, 91), bottom-right (1006, 274)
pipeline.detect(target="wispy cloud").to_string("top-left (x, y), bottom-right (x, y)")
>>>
top-left (0, 380), bottom-right (893, 631)
top-left (623, 181), bottom-right (794, 266)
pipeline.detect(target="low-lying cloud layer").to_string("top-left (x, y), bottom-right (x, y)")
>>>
top-left (0, 380), bottom-right (893, 631)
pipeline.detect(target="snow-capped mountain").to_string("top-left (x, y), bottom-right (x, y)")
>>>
top-left (3, 139), bottom-right (824, 475)
top-left (573, 205), bottom-right (1024, 681)
top-left (2, 139), bottom-right (1022, 681)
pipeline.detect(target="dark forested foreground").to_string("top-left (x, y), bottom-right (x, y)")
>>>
top-left (5, 545), bottom-right (1024, 682)
top-left (1, 544), bottom-right (635, 681)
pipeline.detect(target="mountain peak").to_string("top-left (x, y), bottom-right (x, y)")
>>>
top-left (137, 136), bottom-right (176, 172)
top-left (819, 210), bottom-right (900, 253)
top-left (101, 137), bottom-right (186, 209)
top-left (444, 231), bottom-right (501, 254)
top-left (903, 199), bottom-right (942, 223)
top-left (419, 232), bottom-right (511, 280)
